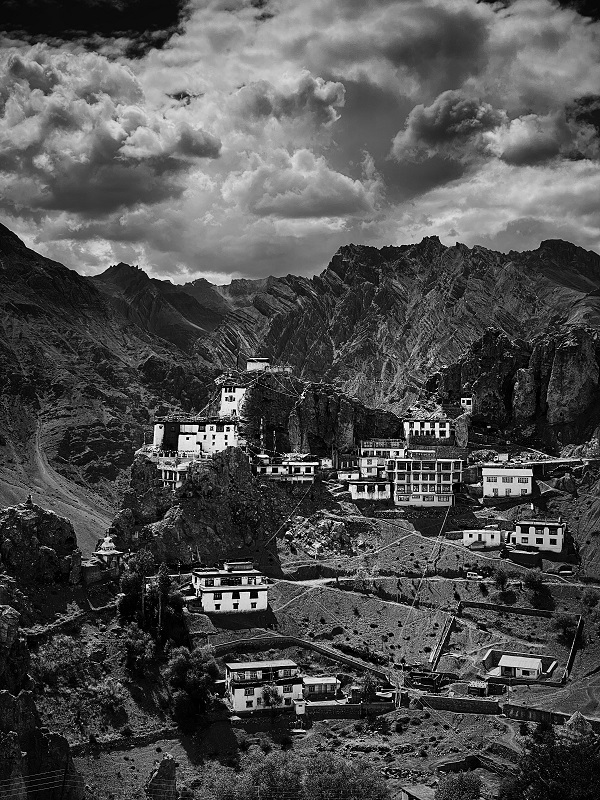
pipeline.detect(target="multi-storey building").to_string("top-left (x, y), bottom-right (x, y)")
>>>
top-left (225, 659), bottom-right (303, 712)
top-left (388, 448), bottom-right (463, 507)
top-left (152, 417), bottom-right (242, 456)
top-left (481, 465), bottom-right (533, 498)
top-left (252, 454), bottom-right (319, 483)
top-left (508, 519), bottom-right (565, 553)
top-left (359, 440), bottom-right (405, 460)
top-left (191, 561), bottom-right (268, 613)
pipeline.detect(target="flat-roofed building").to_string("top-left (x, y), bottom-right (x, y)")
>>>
top-left (462, 528), bottom-right (505, 548)
top-left (498, 655), bottom-right (542, 679)
top-left (303, 676), bottom-right (340, 699)
top-left (252, 454), bottom-right (319, 484)
top-left (347, 479), bottom-right (391, 502)
top-left (389, 448), bottom-right (463, 507)
top-left (225, 659), bottom-right (303, 712)
top-left (482, 464), bottom-right (533, 498)
top-left (191, 561), bottom-right (268, 613)
top-left (509, 519), bottom-right (565, 553)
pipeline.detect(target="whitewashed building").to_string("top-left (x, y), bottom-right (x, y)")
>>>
top-left (482, 465), bottom-right (533, 498)
top-left (508, 519), bottom-right (565, 553)
top-left (403, 418), bottom-right (454, 441)
top-left (462, 528), bottom-right (505, 548)
top-left (252, 454), bottom-right (319, 483)
top-left (359, 440), bottom-right (405, 460)
top-left (217, 383), bottom-right (247, 418)
top-left (389, 449), bottom-right (463, 507)
top-left (225, 659), bottom-right (303, 712)
top-left (191, 561), bottom-right (268, 613)
top-left (347, 480), bottom-right (391, 502)
top-left (499, 655), bottom-right (542, 679)
top-left (303, 676), bottom-right (340, 699)
top-left (460, 397), bottom-right (474, 412)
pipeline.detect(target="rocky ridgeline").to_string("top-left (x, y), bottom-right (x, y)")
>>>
top-left (0, 607), bottom-right (84, 799)
top-left (429, 326), bottom-right (600, 448)
top-left (0, 498), bottom-right (82, 584)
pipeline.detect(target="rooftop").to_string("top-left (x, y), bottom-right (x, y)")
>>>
top-left (225, 659), bottom-right (298, 670)
top-left (498, 655), bottom-right (542, 670)
top-left (303, 676), bottom-right (338, 685)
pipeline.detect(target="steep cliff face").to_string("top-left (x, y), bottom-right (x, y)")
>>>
top-left (429, 326), bottom-right (600, 448)
top-left (109, 449), bottom-right (335, 567)
top-left (0, 223), bottom-right (215, 552)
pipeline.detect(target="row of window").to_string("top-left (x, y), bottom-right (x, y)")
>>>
top-left (396, 493), bottom-right (453, 501)
top-left (244, 685), bottom-right (294, 696)
top-left (214, 601), bottom-right (258, 610)
top-left (205, 590), bottom-right (261, 599)
top-left (485, 476), bottom-right (530, 483)
top-left (200, 577), bottom-right (260, 586)
top-left (396, 485), bottom-right (452, 492)
top-left (353, 485), bottom-right (387, 493)
top-left (235, 669), bottom-right (294, 680)
top-left (511, 536), bottom-right (558, 546)
top-left (490, 489), bottom-right (528, 496)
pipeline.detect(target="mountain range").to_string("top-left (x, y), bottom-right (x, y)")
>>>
top-left (2, 221), bottom-right (600, 550)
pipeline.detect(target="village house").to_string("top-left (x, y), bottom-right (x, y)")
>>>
top-left (462, 527), bottom-right (505, 548)
top-left (389, 448), bottom-right (464, 507)
top-left (481, 464), bottom-right (533, 498)
top-left (252, 453), bottom-right (319, 483)
top-left (347, 479), bottom-right (391, 502)
top-left (498, 655), bottom-right (543, 679)
top-left (460, 396), bottom-right (474, 412)
top-left (190, 561), bottom-right (268, 613)
top-left (403, 408), bottom-right (455, 443)
top-left (303, 675), bottom-right (341, 700)
top-left (225, 659), bottom-right (303, 712)
top-left (508, 518), bottom-right (565, 553)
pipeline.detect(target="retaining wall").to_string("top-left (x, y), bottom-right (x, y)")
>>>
top-left (418, 695), bottom-right (500, 715)
top-left (502, 703), bottom-right (600, 733)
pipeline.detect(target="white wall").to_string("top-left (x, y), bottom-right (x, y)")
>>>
top-left (200, 587), bottom-right (268, 613)
top-left (510, 523), bottom-right (564, 553)
top-left (231, 681), bottom-right (303, 712)
top-left (482, 468), bottom-right (532, 497)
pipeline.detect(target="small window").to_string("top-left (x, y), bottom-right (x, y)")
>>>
top-left (246, 701), bottom-right (253, 708)
top-left (521, 537), bottom-right (529, 544)
top-left (233, 603), bottom-right (239, 610)
top-left (214, 604), bottom-right (221, 610)
top-left (284, 698), bottom-right (292, 706)
top-left (245, 687), bottom-right (254, 696)
top-left (232, 591), bottom-right (240, 599)
top-left (256, 697), bottom-right (262, 706)
top-left (214, 591), bottom-right (222, 600)
top-left (250, 590), bottom-right (259, 599)
top-left (549, 538), bottom-right (557, 545)
top-left (282, 669), bottom-right (292, 677)
top-left (251, 602), bottom-right (257, 609)
top-left (536, 538), bottom-right (543, 545)
top-left (283, 684), bottom-right (293, 693)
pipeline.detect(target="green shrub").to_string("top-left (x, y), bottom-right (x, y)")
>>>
top-left (93, 677), bottom-right (128, 712)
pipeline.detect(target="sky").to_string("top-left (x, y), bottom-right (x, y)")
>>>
top-left (1, 0), bottom-right (599, 283)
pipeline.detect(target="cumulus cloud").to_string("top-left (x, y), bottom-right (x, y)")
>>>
top-left (391, 90), bottom-right (505, 162)
top-left (233, 72), bottom-right (345, 126)
top-left (0, 46), bottom-right (220, 217)
top-left (222, 149), bottom-right (380, 219)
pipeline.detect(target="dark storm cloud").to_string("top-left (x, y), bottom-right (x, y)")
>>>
top-left (391, 90), bottom-right (504, 161)
top-left (0, 0), bottom-right (190, 56)
top-left (0, 47), bottom-right (221, 218)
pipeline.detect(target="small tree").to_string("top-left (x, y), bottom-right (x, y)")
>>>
top-left (553, 611), bottom-right (577, 642)
top-left (122, 623), bottom-right (155, 674)
top-left (494, 568), bottom-right (509, 593)
top-left (435, 772), bottom-right (482, 800)
top-left (361, 671), bottom-right (377, 702)
top-left (305, 753), bottom-right (390, 800)
top-left (261, 684), bottom-right (283, 718)
top-left (523, 570), bottom-right (544, 594)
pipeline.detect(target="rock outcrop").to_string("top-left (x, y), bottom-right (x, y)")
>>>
top-left (0, 609), bottom-right (84, 799)
top-left (0, 499), bottom-right (81, 584)
top-left (429, 326), bottom-right (600, 448)
top-left (110, 449), bottom-right (336, 567)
